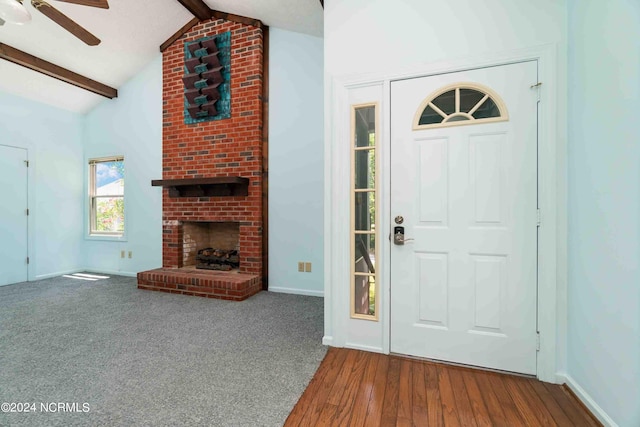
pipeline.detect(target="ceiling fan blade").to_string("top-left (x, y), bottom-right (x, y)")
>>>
top-left (53, 0), bottom-right (108, 9)
top-left (31, 0), bottom-right (100, 46)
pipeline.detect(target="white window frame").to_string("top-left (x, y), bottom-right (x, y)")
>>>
top-left (88, 156), bottom-right (125, 239)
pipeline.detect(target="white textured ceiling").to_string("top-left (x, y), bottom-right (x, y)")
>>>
top-left (0, 0), bottom-right (323, 113)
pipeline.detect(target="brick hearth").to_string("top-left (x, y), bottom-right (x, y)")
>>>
top-left (138, 16), bottom-right (264, 300)
top-left (137, 269), bottom-right (261, 301)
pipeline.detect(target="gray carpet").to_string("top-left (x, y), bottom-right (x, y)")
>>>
top-left (0, 273), bottom-right (326, 427)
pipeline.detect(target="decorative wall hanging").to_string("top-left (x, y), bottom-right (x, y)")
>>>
top-left (182, 32), bottom-right (231, 124)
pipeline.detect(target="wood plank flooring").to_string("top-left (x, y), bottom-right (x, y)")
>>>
top-left (285, 348), bottom-right (601, 427)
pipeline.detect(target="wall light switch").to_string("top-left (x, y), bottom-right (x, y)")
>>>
top-left (128, 251), bottom-right (132, 259)
top-left (304, 262), bottom-right (312, 273)
top-left (120, 250), bottom-right (125, 258)
top-left (298, 262), bottom-right (304, 272)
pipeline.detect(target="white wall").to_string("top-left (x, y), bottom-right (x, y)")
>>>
top-left (325, 0), bottom-right (566, 76)
top-left (82, 55), bottom-right (163, 276)
top-left (268, 28), bottom-right (324, 296)
top-left (567, 1), bottom-right (640, 425)
top-left (0, 91), bottom-right (84, 279)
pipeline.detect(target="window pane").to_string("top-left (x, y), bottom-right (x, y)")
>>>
top-left (354, 191), bottom-right (375, 231)
top-left (418, 104), bottom-right (444, 125)
top-left (95, 160), bottom-right (124, 195)
top-left (94, 197), bottom-right (124, 233)
top-left (432, 90), bottom-right (456, 115)
top-left (459, 88), bottom-right (486, 113)
top-left (472, 97), bottom-right (500, 119)
top-left (355, 234), bottom-right (375, 274)
top-left (354, 149), bottom-right (375, 190)
top-left (354, 275), bottom-right (375, 316)
top-left (354, 106), bottom-right (376, 147)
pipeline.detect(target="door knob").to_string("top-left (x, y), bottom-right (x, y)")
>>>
top-left (394, 234), bottom-right (414, 245)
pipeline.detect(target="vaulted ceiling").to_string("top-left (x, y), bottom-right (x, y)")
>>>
top-left (0, 0), bottom-right (323, 113)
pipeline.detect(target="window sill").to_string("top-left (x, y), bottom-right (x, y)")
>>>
top-left (85, 233), bottom-right (127, 242)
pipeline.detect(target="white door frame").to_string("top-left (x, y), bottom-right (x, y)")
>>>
top-left (324, 44), bottom-right (561, 383)
top-left (0, 143), bottom-right (35, 284)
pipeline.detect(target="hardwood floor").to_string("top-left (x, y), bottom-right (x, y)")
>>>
top-left (285, 348), bottom-right (601, 427)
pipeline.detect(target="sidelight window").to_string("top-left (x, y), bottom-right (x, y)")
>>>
top-left (351, 104), bottom-right (379, 320)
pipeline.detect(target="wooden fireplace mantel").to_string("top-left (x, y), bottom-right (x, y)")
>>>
top-left (151, 177), bottom-right (249, 197)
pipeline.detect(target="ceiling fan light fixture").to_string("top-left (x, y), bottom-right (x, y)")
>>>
top-left (0, 0), bottom-right (31, 25)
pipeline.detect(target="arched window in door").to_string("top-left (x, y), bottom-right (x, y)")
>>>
top-left (413, 83), bottom-right (509, 130)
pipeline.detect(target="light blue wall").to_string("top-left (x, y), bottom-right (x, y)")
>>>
top-left (1, 32), bottom-right (322, 285)
top-left (268, 28), bottom-right (324, 296)
top-left (0, 91), bottom-right (84, 279)
top-left (82, 55), bottom-right (163, 276)
top-left (567, 1), bottom-right (640, 425)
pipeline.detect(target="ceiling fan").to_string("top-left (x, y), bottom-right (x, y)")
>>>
top-left (0, 0), bottom-right (108, 46)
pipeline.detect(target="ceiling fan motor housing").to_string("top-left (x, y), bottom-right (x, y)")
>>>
top-left (0, 0), bottom-right (32, 25)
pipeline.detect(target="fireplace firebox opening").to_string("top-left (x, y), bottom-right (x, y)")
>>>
top-left (183, 222), bottom-right (240, 271)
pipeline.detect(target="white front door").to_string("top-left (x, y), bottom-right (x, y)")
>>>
top-left (0, 145), bottom-right (29, 286)
top-left (390, 61), bottom-right (538, 374)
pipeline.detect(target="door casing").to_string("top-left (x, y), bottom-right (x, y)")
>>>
top-left (0, 143), bottom-right (32, 285)
top-left (324, 44), bottom-right (561, 383)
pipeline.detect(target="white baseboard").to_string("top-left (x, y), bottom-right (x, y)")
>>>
top-left (35, 268), bottom-right (83, 280)
top-left (320, 339), bottom-right (384, 353)
top-left (558, 373), bottom-right (618, 427)
top-left (268, 286), bottom-right (324, 297)
top-left (554, 372), bottom-right (567, 385)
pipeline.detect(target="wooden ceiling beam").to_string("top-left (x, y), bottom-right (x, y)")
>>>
top-left (160, 17), bottom-right (199, 52)
top-left (0, 43), bottom-right (117, 99)
top-left (210, 10), bottom-right (263, 29)
top-left (161, 5), bottom-right (265, 51)
top-left (176, 0), bottom-right (212, 21)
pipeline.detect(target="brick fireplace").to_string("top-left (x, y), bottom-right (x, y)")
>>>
top-left (137, 17), bottom-right (265, 301)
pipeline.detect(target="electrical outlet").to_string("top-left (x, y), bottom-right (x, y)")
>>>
top-left (128, 251), bottom-right (132, 259)
top-left (298, 262), bottom-right (304, 272)
top-left (120, 250), bottom-right (125, 258)
top-left (304, 262), bottom-right (312, 273)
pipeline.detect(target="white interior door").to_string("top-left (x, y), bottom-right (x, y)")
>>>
top-left (390, 61), bottom-right (538, 374)
top-left (0, 145), bottom-right (29, 286)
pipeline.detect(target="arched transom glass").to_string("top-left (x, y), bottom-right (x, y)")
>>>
top-left (413, 83), bottom-right (509, 130)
